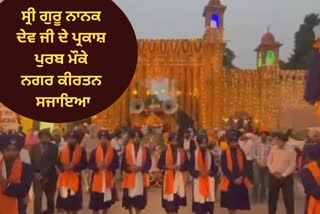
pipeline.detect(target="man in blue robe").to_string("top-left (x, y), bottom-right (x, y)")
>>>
top-left (220, 129), bottom-right (251, 214)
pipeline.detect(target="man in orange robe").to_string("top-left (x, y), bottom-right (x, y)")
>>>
top-left (158, 132), bottom-right (189, 214)
top-left (0, 131), bottom-right (33, 214)
top-left (56, 130), bottom-right (87, 214)
top-left (88, 129), bottom-right (119, 214)
top-left (190, 134), bottom-right (218, 214)
top-left (121, 129), bottom-right (151, 214)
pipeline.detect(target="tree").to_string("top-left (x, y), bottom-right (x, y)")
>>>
top-left (223, 47), bottom-right (237, 68)
top-left (286, 13), bottom-right (320, 69)
top-left (279, 59), bottom-right (288, 69)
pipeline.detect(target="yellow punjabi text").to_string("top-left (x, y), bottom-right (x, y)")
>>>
top-left (39, 10), bottom-right (63, 26)
top-left (16, 29), bottom-right (36, 43)
top-left (65, 11), bottom-right (101, 22)
top-left (34, 50), bottom-right (88, 67)
top-left (57, 71), bottom-right (102, 86)
top-left (35, 93), bottom-right (91, 108)
top-left (20, 75), bottom-right (54, 86)
top-left (21, 7), bottom-right (36, 26)
top-left (21, 8), bottom-right (102, 26)
top-left (34, 54), bottom-right (64, 68)
top-left (72, 32), bottom-right (106, 47)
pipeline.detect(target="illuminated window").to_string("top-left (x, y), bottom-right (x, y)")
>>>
top-left (150, 79), bottom-right (169, 101)
top-left (266, 50), bottom-right (275, 65)
top-left (258, 53), bottom-right (262, 67)
top-left (211, 14), bottom-right (220, 28)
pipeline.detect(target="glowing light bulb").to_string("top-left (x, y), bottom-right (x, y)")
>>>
top-left (133, 90), bottom-right (138, 95)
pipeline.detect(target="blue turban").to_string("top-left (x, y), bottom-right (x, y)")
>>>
top-left (129, 128), bottom-right (143, 139)
top-left (197, 134), bottom-right (209, 144)
top-left (305, 142), bottom-right (320, 161)
top-left (97, 129), bottom-right (111, 140)
top-left (226, 129), bottom-right (240, 143)
top-left (0, 131), bottom-right (25, 150)
top-left (168, 132), bottom-right (178, 141)
top-left (66, 130), bottom-right (82, 141)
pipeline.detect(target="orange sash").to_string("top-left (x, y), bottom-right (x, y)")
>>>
top-left (305, 162), bottom-right (320, 214)
top-left (92, 144), bottom-right (114, 192)
top-left (56, 144), bottom-right (82, 193)
top-left (0, 158), bottom-right (23, 214)
top-left (196, 149), bottom-right (211, 198)
top-left (164, 146), bottom-right (186, 195)
top-left (220, 147), bottom-right (252, 192)
top-left (122, 142), bottom-right (149, 189)
top-left (313, 40), bottom-right (320, 51)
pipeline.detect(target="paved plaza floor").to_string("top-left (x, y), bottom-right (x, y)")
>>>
top-left (28, 179), bottom-right (306, 214)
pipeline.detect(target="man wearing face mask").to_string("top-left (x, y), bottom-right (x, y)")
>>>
top-left (220, 129), bottom-right (251, 214)
top-left (267, 132), bottom-right (296, 214)
top-left (158, 132), bottom-right (189, 214)
top-left (30, 128), bottom-right (58, 214)
top-left (0, 131), bottom-right (33, 214)
top-left (88, 129), bottom-right (119, 214)
top-left (121, 129), bottom-right (151, 214)
top-left (56, 130), bottom-right (87, 214)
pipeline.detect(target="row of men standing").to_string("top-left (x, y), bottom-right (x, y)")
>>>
top-left (0, 127), bottom-right (251, 214)
top-left (1, 127), bottom-right (320, 214)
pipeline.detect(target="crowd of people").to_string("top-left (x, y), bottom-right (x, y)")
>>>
top-left (0, 124), bottom-right (320, 214)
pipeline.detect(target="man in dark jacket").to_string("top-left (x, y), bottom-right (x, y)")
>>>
top-left (30, 128), bottom-right (58, 214)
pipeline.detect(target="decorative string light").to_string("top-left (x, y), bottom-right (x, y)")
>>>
top-left (92, 35), bottom-right (307, 131)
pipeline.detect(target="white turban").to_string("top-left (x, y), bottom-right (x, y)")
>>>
top-left (217, 130), bottom-right (226, 138)
top-left (314, 24), bottom-right (320, 40)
